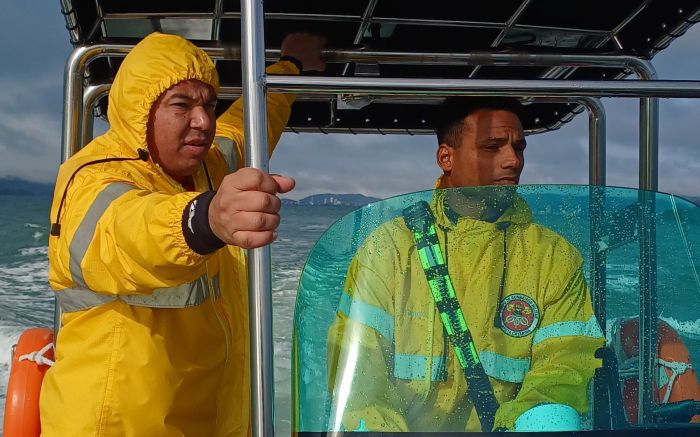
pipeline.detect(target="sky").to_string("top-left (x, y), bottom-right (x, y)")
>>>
top-left (0, 4), bottom-right (699, 200)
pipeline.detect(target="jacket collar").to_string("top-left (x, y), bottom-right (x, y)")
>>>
top-left (430, 187), bottom-right (533, 229)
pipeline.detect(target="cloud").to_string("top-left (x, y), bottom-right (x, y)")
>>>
top-left (271, 133), bottom-right (437, 199)
top-left (0, 77), bottom-right (63, 183)
top-left (0, 7), bottom-right (698, 196)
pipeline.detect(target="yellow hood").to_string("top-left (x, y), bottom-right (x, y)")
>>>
top-left (106, 32), bottom-right (220, 155)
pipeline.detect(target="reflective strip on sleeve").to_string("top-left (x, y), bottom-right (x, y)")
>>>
top-left (215, 136), bottom-right (238, 172)
top-left (479, 350), bottom-right (530, 383)
top-left (394, 352), bottom-right (447, 381)
top-left (68, 182), bottom-right (135, 288)
top-left (55, 274), bottom-right (218, 312)
top-left (532, 316), bottom-right (604, 347)
top-left (337, 291), bottom-right (394, 342)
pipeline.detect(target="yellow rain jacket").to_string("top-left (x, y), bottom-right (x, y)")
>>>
top-left (327, 191), bottom-right (605, 431)
top-left (41, 32), bottom-right (298, 437)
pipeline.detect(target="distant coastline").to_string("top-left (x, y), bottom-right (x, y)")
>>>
top-left (282, 193), bottom-right (380, 207)
top-left (0, 178), bottom-right (53, 196)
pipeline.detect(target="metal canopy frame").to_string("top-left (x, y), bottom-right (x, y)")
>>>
top-left (59, 0), bottom-right (700, 135)
top-left (64, 44), bottom-right (658, 185)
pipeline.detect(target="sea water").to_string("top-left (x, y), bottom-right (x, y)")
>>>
top-left (1, 194), bottom-right (700, 434)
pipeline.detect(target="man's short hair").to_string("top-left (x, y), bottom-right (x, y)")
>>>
top-left (435, 97), bottom-right (524, 148)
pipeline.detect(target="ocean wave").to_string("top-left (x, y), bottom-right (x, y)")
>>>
top-left (0, 260), bottom-right (49, 285)
top-left (299, 224), bottom-right (330, 232)
top-left (660, 316), bottom-right (700, 340)
top-left (24, 223), bottom-right (42, 229)
top-left (18, 246), bottom-right (48, 257)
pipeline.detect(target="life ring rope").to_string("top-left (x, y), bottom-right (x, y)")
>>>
top-left (658, 357), bottom-right (693, 403)
top-left (17, 342), bottom-right (55, 367)
top-left (3, 327), bottom-right (54, 437)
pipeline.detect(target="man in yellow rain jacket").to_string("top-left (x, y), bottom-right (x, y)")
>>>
top-left (327, 98), bottom-right (605, 432)
top-left (41, 32), bottom-right (323, 436)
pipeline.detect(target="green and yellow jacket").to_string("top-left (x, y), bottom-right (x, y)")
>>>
top-left (327, 191), bottom-right (604, 431)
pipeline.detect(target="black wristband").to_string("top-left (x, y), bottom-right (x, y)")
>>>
top-left (279, 55), bottom-right (303, 72)
top-left (182, 191), bottom-right (226, 255)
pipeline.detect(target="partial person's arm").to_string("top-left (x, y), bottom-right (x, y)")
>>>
top-left (214, 33), bottom-right (326, 171)
top-left (493, 259), bottom-right (605, 430)
top-left (49, 168), bottom-right (293, 294)
top-left (327, 238), bottom-right (411, 431)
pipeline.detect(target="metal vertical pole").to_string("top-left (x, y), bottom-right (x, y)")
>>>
top-left (639, 98), bottom-right (658, 190)
top-left (581, 97), bottom-right (609, 429)
top-left (241, 0), bottom-right (275, 436)
top-left (581, 96), bottom-right (607, 324)
top-left (57, 45), bottom-right (91, 338)
top-left (582, 96), bottom-right (607, 323)
top-left (638, 190), bottom-right (658, 424)
top-left (583, 98), bottom-right (606, 188)
top-left (63, 46), bottom-right (88, 162)
top-left (634, 62), bottom-right (658, 425)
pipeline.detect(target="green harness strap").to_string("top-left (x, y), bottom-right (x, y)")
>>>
top-left (403, 200), bottom-right (500, 432)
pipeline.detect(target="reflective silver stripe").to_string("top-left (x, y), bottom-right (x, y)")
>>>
top-left (337, 291), bottom-right (394, 342)
top-left (479, 350), bottom-right (530, 383)
top-left (215, 136), bottom-right (238, 172)
top-left (69, 182), bottom-right (135, 287)
top-left (532, 316), bottom-right (604, 347)
top-left (56, 274), bottom-right (218, 312)
top-left (394, 353), bottom-right (447, 381)
top-left (55, 287), bottom-right (117, 312)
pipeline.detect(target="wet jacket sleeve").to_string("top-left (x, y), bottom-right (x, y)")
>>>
top-left (49, 173), bottom-right (209, 294)
top-left (327, 242), bottom-right (411, 432)
top-left (214, 61), bottom-right (299, 171)
top-left (493, 257), bottom-right (605, 430)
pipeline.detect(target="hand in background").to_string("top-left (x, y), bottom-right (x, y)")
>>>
top-left (281, 32), bottom-right (326, 72)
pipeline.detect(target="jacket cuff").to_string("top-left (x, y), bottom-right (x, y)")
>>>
top-left (181, 191), bottom-right (225, 255)
top-left (279, 55), bottom-right (303, 72)
top-left (269, 59), bottom-right (301, 76)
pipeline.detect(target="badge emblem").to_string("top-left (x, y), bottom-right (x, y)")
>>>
top-left (498, 294), bottom-right (540, 337)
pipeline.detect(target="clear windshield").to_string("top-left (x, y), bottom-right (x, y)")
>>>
top-left (292, 185), bottom-right (700, 433)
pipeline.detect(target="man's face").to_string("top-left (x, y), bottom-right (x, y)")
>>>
top-left (438, 108), bottom-right (526, 188)
top-left (147, 79), bottom-right (217, 182)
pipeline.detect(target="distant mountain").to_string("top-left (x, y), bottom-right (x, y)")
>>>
top-left (283, 193), bottom-right (380, 206)
top-left (0, 178), bottom-right (53, 196)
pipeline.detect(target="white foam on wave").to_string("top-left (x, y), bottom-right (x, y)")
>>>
top-left (24, 223), bottom-right (42, 229)
top-left (18, 245), bottom-right (48, 257)
top-left (299, 224), bottom-right (329, 232)
top-left (0, 259), bottom-right (49, 287)
top-left (272, 266), bottom-right (303, 298)
top-left (660, 316), bottom-right (700, 340)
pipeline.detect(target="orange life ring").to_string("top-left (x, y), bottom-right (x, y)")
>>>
top-left (617, 318), bottom-right (700, 424)
top-left (3, 327), bottom-right (54, 437)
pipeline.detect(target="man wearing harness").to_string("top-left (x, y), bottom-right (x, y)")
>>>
top-left (41, 32), bottom-right (324, 436)
top-left (327, 97), bottom-right (605, 432)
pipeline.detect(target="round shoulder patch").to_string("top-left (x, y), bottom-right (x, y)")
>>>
top-left (498, 294), bottom-right (540, 338)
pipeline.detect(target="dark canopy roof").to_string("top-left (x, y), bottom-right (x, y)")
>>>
top-left (61, 0), bottom-right (700, 134)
